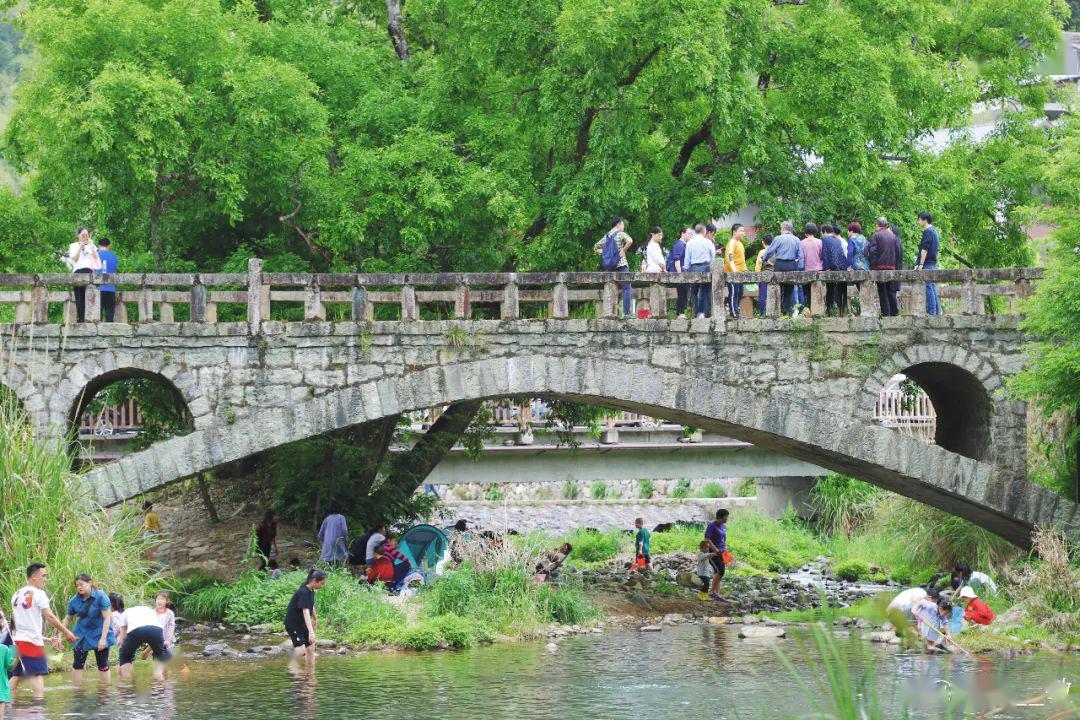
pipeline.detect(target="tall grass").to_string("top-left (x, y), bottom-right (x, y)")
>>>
top-left (0, 399), bottom-right (155, 604)
top-left (809, 475), bottom-right (881, 537)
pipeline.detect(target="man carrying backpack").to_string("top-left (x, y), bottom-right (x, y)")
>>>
top-left (593, 216), bottom-right (634, 317)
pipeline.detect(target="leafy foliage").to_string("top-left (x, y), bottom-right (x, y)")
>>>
top-left (0, 398), bottom-right (156, 607)
top-left (1012, 112), bottom-right (1080, 500)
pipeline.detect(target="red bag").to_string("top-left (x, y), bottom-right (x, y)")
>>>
top-left (631, 554), bottom-right (647, 570)
top-left (721, 551), bottom-right (734, 565)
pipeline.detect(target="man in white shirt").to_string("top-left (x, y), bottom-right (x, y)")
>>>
top-left (10, 563), bottom-right (77, 699)
top-left (67, 227), bottom-right (100, 323)
top-left (685, 223), bottom-right (717, 318)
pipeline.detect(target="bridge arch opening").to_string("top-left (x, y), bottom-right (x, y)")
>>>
top-left (68, 369), bottom-right (193, 465)
top-left (874, 362), bottom-right (992, 463)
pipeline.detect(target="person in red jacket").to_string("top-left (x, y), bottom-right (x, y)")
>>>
top-left (959, 586), bottom-right (995, 625)
top-left (365, 546), bottom-right (395, 586)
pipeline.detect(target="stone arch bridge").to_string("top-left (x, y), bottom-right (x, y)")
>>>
top-left (0, 263), bottom-right (1074, 548)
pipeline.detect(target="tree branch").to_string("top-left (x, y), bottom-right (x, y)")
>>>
top-left (386, 0), bottom-right (410, 61)
top-left (279, 162), bottom-right (332, 261)
top-left (384, 401), bottom-right (483, 494)
top-left (672, 115), bottom-right (714, 179)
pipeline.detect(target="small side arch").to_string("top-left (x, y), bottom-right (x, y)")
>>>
top-left (67, 367), bottom-right (194, 443)
top-left (860, 345), bottom-right (1002, 463)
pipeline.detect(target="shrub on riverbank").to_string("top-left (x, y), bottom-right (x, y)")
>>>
top-left (179, 567), bottom-right (598, 650)
top-left (0, 400), bottom-right (154, 604)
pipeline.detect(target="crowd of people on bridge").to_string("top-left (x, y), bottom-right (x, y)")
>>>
top-left (60, 212), bottom-right (943, 325)
top-left (1, 564), bottom-right (178, 714)
top-left (594, 212), bottom-right (943, 319)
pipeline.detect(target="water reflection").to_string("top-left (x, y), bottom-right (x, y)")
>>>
top-left (6, 627), bottom-right (1075, 719)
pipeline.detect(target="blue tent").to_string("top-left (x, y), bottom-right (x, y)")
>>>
top-left (399, 524), bottom-right (449, 571)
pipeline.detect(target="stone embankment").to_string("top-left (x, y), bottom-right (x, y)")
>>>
top-left (441, 498), bottom-right (755, 535)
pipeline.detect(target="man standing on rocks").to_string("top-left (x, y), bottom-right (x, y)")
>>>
top-left (9, 564), bottom-right (78, 700)
top-left (703, 509), bottom-right (730, 601)
top-left (633, 518), bottom-right (651, 571)
top-left (285, 569), bottom-right (326, 665)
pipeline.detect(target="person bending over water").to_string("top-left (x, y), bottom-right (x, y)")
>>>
top-left (115, 604), bottom-right (172, 680)
top-left (285, 569), bottom-right (326, 666)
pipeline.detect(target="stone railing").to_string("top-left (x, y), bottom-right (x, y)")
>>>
top-left (0, 260), bottom-right (1042, 327)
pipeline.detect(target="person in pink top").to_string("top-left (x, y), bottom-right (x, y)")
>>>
top-left (799, 223), bottom-right (824, 311)
top-left (140, 591), bottom-right (175, 662)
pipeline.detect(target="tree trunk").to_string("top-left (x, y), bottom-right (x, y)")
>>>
top-left (386, 0), bottom-right (410, 61)
top-left (1074, 407), bottom-right (1079, 502)
top-left (384, 401), bottom-right (482, 495)
top-left (345, 416), bottom-right (400, 499)
top-left (196, 472), bottom-right (220, 524)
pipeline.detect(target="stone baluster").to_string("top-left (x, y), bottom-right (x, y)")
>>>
top-left (400, 283), bottom-right (418, 321)
top-left (501, 274), bottom-right (519, 320)
top-left (709, 261), bottom-right (726, 330)
top-left (351, 285), bottom-right (371, 322)
top-left (304, 277), bottom-right (325, 321)
top-left (858, 278), bottom-right (878, 317)
top-left (85, 282), bottom-right (101, 323)
top-left (908, 277), bottom-right (926, 316)
top-left (159, 302), bottom-right (174, 323)
top-left (765, 277), bottom-right (780, 317)
top-left (189, 280), bottom-right (208, 322)
top-left (601, 278), bottom-right (617, 318)
top-left (114, 297), bottom-right (129, 323)
top-left (808, 278), bottom-right (824, 316)
top-left (551, 276), bottom-right (569, 319)
top-left (14, 295), bottom-right (30, 323)
top-left (454, 282), bottom-right (471, 319)
top-left (648, 281), bottom-right (666, 318)
top-left (963, 273), bottom-right (981, 315)
top-left (138, 283), bottom-right (154, 323)
top-left (247, 259), bottom-right (268, 331)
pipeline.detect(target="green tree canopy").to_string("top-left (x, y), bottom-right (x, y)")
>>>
top-left (0, 0), bottom-right (1066, 275)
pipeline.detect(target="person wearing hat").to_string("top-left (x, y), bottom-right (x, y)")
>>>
top-left (958, 586), bottom-right (995, 626)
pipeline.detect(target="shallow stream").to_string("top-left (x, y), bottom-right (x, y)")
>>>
top-left (8, 625), bottom-right (1075, 719)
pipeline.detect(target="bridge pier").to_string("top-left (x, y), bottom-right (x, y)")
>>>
top-left (755, 476), bottom-right (816, 520)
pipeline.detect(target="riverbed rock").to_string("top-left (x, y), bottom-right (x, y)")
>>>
top-left (675, 572), bottom-right (700, 589)
top-left (739, 626), bottom-right (786, 639)
top-left (203, 643), bottom-right (233, 656)
top-left (315, 639), bottom-right (337, 649)
top-left (661, 613), bottom-right (684, 625)
top-left (640, 625), bottom-right (663, 632)
top-left (854, 618), bottom-right (873, 629)
top-left (741, 615), bottom-right (760, 625)
top-left (864, 631), bottom-right (898, 644)
top-left (707, 616), bottom-right (729, 625)
top-left (250, 624), bottom-right (276, 634)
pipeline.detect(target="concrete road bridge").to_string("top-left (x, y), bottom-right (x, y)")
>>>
top-left (0, 261), bottom-right (1074, 548)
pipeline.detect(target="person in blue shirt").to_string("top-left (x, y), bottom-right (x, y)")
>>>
top-left (761, 221), bottom-right (804, 315)
top-left (916, 212), bottom-right (941, 316)
top-left (62, 573), bottom-right (114, 683)
top-left (667, 226), bottom-right (690, 315)
top-left (703, 508), bottom-right (730, 601)
top-left (821, 224), bottom-right (850, 316)
top-left (96, 238), bottom-right (119, 322)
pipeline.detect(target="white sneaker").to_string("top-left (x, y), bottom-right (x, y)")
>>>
top-left (696, 313), bottom-right (705, 319)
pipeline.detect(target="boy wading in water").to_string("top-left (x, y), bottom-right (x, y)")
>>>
top-left (285, 569), bottom-right (326, 666)
top-left (704, 509), bottom-right (730, 601)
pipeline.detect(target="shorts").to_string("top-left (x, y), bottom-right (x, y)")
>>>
top-left (709, 555), bottom-right (727, 579)
top-left (11, 642), bottom-right (48, 677)
top-left (698, 575), bottom-right (711, 590)
top-left (119, 625), bottom-right (170, 665)
top-left (73, 646), bottom-right (111, 671)
top-left (285, 623), bottom-right (310, 648)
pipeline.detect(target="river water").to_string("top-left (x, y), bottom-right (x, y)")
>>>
top-left (8, 626), bottom-right (1075, 719)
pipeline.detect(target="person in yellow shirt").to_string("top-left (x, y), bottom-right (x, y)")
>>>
top-left (724, 224), bottom-right (748, 318)
top-left (142, 501), bottom-right (161, 561)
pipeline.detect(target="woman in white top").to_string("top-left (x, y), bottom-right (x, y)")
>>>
top-left (644, 227), bottom-right (665, 273)
top-left (67, 227), bottom-right (100, 323)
